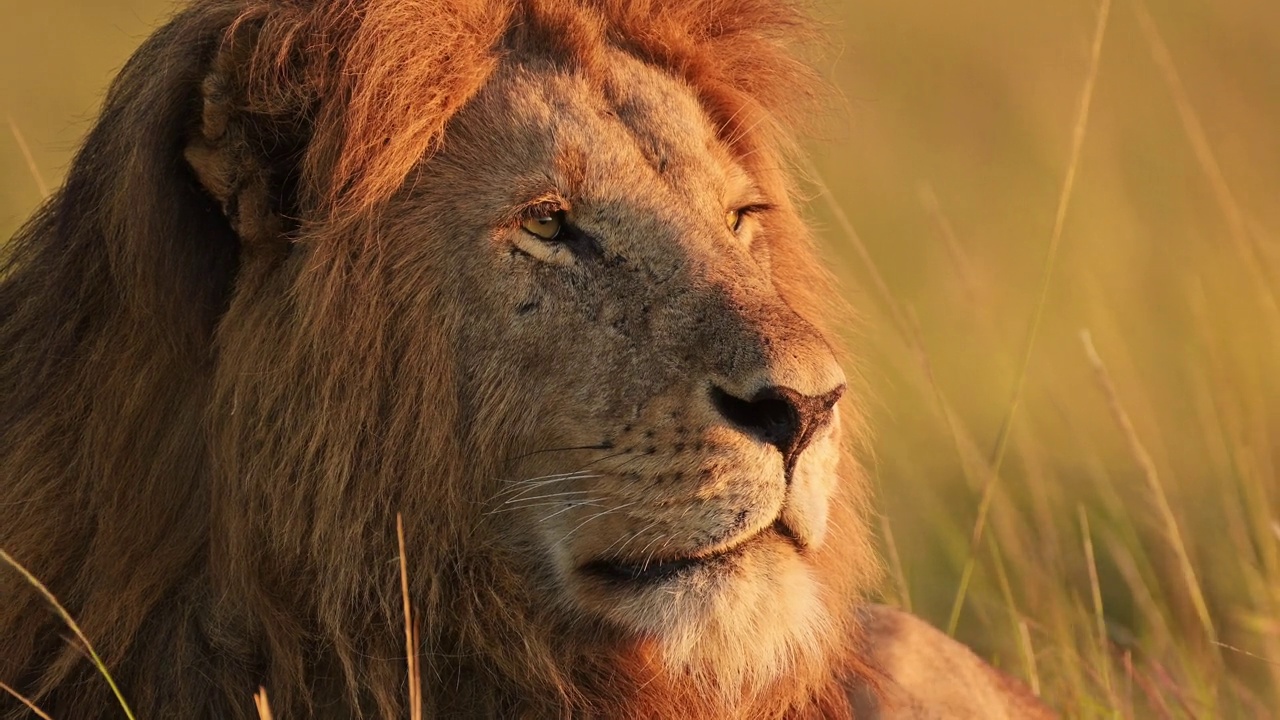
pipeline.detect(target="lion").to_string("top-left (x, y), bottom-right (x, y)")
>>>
top-left (0, 1), bottom-right (1054, 718)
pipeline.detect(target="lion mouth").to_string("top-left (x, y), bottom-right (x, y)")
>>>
top-left (580, 518), bottom-right (800, 586)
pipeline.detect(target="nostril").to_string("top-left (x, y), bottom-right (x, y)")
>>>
top-left (709, 386), bottom-right (802, 454)
top-left (709, 383), bottom-right (845, 468)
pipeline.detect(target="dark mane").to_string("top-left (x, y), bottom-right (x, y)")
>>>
top-left (0, 2), bottom-right (858, 718)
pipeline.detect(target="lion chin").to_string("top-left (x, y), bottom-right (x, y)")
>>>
top-left (572, 530), bottom-right (832, 691)
top-left (1, 0), bottom-right (1054, 718)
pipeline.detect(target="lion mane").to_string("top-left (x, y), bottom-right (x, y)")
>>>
top-left (0, 1), bottom-right (888, 718)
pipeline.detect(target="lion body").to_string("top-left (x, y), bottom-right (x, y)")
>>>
top-left (1, 1), bottom-right (1051, 718)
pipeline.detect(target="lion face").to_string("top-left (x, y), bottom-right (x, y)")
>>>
top-left (386, 51), bottom-right (849, 675)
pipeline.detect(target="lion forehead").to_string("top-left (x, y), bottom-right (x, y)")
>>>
top-left (451, 52), bottom-right (734, 197)
top-left (600, 53), bottom-right (728, 173)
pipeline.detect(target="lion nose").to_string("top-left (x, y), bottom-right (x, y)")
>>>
top-left (709, 383), bottom-right (845, 469)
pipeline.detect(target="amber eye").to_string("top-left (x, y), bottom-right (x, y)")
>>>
top-left (522, 211), bottom-right (564, 240)
top-left (725, 208), bottom-right (743, 233)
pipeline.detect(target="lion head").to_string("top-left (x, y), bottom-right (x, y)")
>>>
top-left (0, 1), bottom-right (879, 718)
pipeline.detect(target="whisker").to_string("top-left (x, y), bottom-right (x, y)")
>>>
top-left (558, 502), bottom-right (639, 544)
top-left (537, 499), bottom-right (607, 523)
top-left (490, 451), bottom-right (639, 504)
top-left (494, 472), bottom-right (592, 496)
top-left (601, 519), bottom-right (661, 560)
top-left (488, 471), bottom-right (600, 504)
top-left (637, 532), bottom-right (671, 572)
top-left (487, 500), bottom-right (605, 517)
top-left (498, 469), bottom-right (594, 486)
top-left (501, 489), bottom-right (595, 505)
top-left (506, 443), bottom-right (616, 462)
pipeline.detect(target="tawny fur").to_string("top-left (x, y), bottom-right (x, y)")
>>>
top-left (1, 1), bottom-right (1052, 718)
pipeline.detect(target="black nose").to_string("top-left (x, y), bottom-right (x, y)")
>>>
top-left (709, 384), bottom-right (845, 469)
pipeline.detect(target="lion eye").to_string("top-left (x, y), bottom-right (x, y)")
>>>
top-left (725, 208), bottom-right (743, 234)
top-left (522, 212), bottom-right (564, 240)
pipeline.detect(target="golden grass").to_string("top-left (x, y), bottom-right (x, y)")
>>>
top-left (1081, 329), bottom-right (1218, 650)
top-left (1131, 0), bottom-right (1279, 322)
top-left (946, 0), bottom-right (1112, 638)
top-left (0, 550), bottom-right (137, 720)
top-left (398, 513), bottom-right (424, 720)
top-left (1, 516), bottom-right (427, 719)
top-left (252, 687), bottom-right (273, 720)
top-left (6, 116), bottom-right (49, 199)
top-left (0, 679), bottom-right (54, 720)
top-left (808, 1), bottom-right (1278, 716)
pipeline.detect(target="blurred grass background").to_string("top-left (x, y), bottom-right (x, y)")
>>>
top-left (2, 0), bottom-right (1278, 716)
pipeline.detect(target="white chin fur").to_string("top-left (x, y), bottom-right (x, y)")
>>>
top-left (600, 546), bottom-right (831, 700)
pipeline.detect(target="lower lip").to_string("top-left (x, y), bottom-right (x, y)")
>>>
top-left (579, 527), bottom-right (778, 587)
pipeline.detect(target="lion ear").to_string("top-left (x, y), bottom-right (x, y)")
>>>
top-left (184, 28), bottom-right (306, 250)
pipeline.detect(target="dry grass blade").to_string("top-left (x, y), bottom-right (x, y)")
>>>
top-left (0, 679), bottom-right (55, 720)
top-left (398, 514), bottom-right (423, 720)
top-left (919, 184), bottom-right (989, 320)
top-left (804, 157), bottom-right (913, 341)
top-left (1212, 642), bottom-right (1280, 668)
top-left (6, 116), bottom-right (50, 198)
top-left (945, 0), bottom-right (1112, 636)
top-left (1130, 0), bottom-right (1279, 319)
top-left (878, 512), bottom-right (912, 612)
top-left (1079, 505), bottom-right (1115, 704)
top-left (1017, 619), bottom-right (1042, 699)
top-left (253, 686), bottom-right (274, 720)
top-left (1080, 330), bottom-right (1218, 649)
top-left (986, 536), bottom-right (1042, 696)
top-left (0, 549), bottom-right (137, 720)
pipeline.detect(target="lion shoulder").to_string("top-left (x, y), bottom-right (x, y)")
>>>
top-left (848, 604), bottom-right (1056, 719)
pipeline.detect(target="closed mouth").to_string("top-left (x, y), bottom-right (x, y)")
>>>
top-left (579, 518), bottom-right (799, 586)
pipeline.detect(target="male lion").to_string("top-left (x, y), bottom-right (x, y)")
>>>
top-left (0, 1), bottom-right (1053, 718)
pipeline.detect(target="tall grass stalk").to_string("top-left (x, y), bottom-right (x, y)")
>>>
top-left (1078, 506), bottom-right (1115, 709)
top-left (6, 116), bottom-right (50, 198)
top-left (253, 687), bottom-right (274, 720)
top-left (1130, 0), bottom-right (1280, 320)
top-left (398, 514), bottom-right (423, 720)
top-left (1080, 330), bottom-right (1218, 651)
top-left (0, 679), bottom-right (54, 720)
top-left (0, 549), bottom-right (137, 720)
top-left (945, 0), bottom-right (1112, 636)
